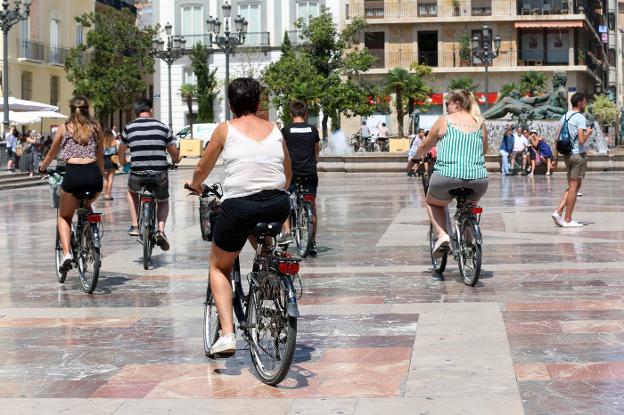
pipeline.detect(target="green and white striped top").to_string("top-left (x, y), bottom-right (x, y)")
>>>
top-left (434, 118), bottom-right (488, 180)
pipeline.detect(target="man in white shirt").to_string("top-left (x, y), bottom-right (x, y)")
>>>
top-left (512, 127), bottom-right (529, 175)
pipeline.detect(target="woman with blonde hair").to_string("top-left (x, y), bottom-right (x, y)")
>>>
top-left (39, 96), bottom-right (104, 273)
top-left (102, 129), bottom-right (118, 200)
top-left (414, 90), bottom-right (489, 257)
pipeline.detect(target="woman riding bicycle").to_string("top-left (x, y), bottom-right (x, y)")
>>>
top-left (415, 90), bottom-right (489, 257)
top-left (186, 78), bottom-right (292, 357)
top-left (39, 96), bottom-right (104, 272)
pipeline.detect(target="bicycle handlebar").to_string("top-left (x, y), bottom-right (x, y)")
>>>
top-left (184, 182), bottom-right (222, 198)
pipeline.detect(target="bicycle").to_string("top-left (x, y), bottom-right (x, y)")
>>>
top-left (429, 188), bottom-right (483, 286)
top-left (283, 178), bottom-right (315, 258)
top-left (186, 183), bottom-right (302, 386)
top-left (47, 167), bottom-right (102, 294)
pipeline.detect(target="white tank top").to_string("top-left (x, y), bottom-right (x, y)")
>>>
top-left (221, 122), bottom-right (287, 201)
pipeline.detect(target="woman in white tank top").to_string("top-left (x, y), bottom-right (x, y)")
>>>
top-left (186, 78), bottom-right (292, 357)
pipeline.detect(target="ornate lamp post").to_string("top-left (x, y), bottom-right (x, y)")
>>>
top-left (206, 1), bottom-right (247, 120)
top-left (472, 25), bottom-right (501, 111)
top-left (1, 0), bottom-right (31, 134)
top-left (151, 22), bottom-right (186, 132)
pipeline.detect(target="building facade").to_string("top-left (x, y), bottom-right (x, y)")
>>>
top-left (153, 0), bottom-right (340, 133)
top-left (342, 0), bottom-right (615, 132)
top-left (0, 0), bottom-right (95, 126)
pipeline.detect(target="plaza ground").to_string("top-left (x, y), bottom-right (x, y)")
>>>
top-left (1, 169), bottom-right (623, 414)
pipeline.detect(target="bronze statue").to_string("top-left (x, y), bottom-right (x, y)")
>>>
top-left (483, 72), bottom-right (568, 120)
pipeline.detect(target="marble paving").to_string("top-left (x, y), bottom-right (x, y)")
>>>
top-left (1, 169), bottom-right (623, 414)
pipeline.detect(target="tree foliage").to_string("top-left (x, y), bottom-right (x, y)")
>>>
top-left (592, 94), bottom-right (618, 126)
top-left (498, 82), bottom-right (519, 101)
top-left (262, 8), bottom-right (375, 136)
top-left (65, 7), bottom-right (156, 125)
top-left (520, 72), bottom-right (547, 96)
top-left (179, 83), bottom-right (197, 131)
top-left (190, 43), bottom-right (218, 123)
top-left (385, 64), bottom-right (432, 137)
top-left (448, 77), bottom-right (478, 92)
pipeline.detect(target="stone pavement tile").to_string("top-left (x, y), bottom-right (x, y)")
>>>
top-left (0, 398), bottom-right (125, 414)
top-left (354, 397), bottom-right (524, 415)
top-left (505, 321), bottom-right (563, 335)
top-left (114, 398), bottom-right (294, 415)
top-left (298, 296), bottom-right (385, 305)
top-left (514, 363), bottom-right (551, 381)
top-left (546, 362), bottom-right (624, 381)
top-left (559, 320), bottom-right (624, 333)
top-left (0, 317), bottom-right (141, 328)
top-left (519, 381), bottom-right (624, 415)
top-left (506, 301), bottom-right (624, 311)
top-left (287, 398), bottom-right (357, 414)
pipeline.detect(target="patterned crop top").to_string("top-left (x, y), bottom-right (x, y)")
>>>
top-left (58, 123), bottom-right (98, 161)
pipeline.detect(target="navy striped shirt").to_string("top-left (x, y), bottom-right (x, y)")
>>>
top-left (121, 117), bottom-right (173, 173)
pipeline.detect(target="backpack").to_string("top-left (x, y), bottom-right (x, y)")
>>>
top-left (556, 112), bottom-right (578, 155)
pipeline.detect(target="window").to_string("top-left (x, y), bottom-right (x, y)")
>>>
top-left (365, 32), bottom-right (385, 68)
top-left (21, 71), bottom-right (32, 100)
top-left (76, 24), bottom-right (83, 46)
top-left (296, 1), bottom-right (320, 19)
top-left (50, 76), bottom-right (60, 106)
top-left (181, 5), bottom-right (203, 46)
top-left (50, 19), bottom-right (60, 47)
top-left (183, 68), bottom-right (197, 85)
top-left (238, 3), bottom-right (261, 33)
top-left (20, 16), bottom-right (29, 40)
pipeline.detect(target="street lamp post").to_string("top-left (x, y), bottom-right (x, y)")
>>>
top-left (151, 22), bottom-right (186, 132)
top-left (471, 25), bottom-right (501, 112)
top-left (1, 0), bottom-right (31, 134)
top-left (206, 1), bottom-right (247, 120)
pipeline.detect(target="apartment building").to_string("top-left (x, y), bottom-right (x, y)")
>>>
top-left (0, 0), bottom-right (95, 121)
top-left (344, 0), bottom-right (616, 129)
top-left (154, 0), bottom-right (340, 132)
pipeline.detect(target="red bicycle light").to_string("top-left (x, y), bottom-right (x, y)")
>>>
top-left (471, 207), bottom-right (483, 214)
top-left (140, 197), bottom-right (153, 204)
top-left (278, 262), bottom-right (300, 275)
top-left (302, 194), bottom-right (316, 203)
top-left (86, 213), bottom-right (101, 223)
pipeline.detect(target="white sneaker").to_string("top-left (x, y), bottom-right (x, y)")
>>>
top-left (562, 220), bottom-right (583, 228)
top-left (209, 332), bottom-right (236, 357)
top-left (577, 192), bottom-right (583, 197)
top-left (551, 211), bottom-right (564, 227)
top-left (432, 234), bottom-right (450, 258)
top-left (59, 253), bottom-right (73, 273)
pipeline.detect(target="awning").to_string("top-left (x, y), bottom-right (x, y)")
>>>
top-left (8, 111), bottom-right (41, 125)
top-left (515, 21), bottom-right (584, 29)
top-left (0, 97), bottom-right (59, 112)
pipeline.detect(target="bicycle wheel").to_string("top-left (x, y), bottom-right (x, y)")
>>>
top-left (77, 224), bottom-right (100, 293)
top-left (232, 257), bottom-right (247, 324)
top-left (429, 224), bottom-right (447, 275)
top-left (295, 203), bottom-right (313, 257)
top-left (55, 228), bottom-right (68, 283)
top-left (203, 279), bottom-right (220, 357)
top-left (457, 218), bottom-right (482, 286)
top-left (247, 272), bottom-right (297, 385)
top-left (141, 203), bottom-right (154, 270)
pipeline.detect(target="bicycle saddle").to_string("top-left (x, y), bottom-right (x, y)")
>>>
top-left (253, 222), bottom-right (282, 237)
top-left (73, 191), bottom-right (95, 200)
top-left (449, 188), bottom-right (474, 197)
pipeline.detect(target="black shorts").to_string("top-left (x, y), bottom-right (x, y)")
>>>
top-left (288, 174), bottom-right (318, 196)
top-left (213, 190), bottom-right (290, 252)
top-left (128, 171), bottom-right (169, 201)
top-left (61, 162), bottom-right (103, 195)
top-left (104, 155), bottom-right (118, 171)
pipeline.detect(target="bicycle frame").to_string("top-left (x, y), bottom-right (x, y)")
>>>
top-left (444, 196), bottom-right (482, 258)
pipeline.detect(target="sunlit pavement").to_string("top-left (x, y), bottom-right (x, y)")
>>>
top-left (1, 169), bottom-right (623, 414)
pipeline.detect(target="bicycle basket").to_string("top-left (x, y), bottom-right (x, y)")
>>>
top-left (199, 195), bottom-right (221, 241)
top-left (48, 173), bottom-right (63, 208)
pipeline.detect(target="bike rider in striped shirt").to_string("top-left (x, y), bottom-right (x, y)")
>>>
top-left (415, 90), bottom-right (489, 257)
top-left (118, 99), bottom-right (180, 251)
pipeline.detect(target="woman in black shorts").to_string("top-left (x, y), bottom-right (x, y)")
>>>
top-left (39, 96), bottom-right (104, 272)
top-left (186, 78), bottom-right (292, 357)
top-left (102, 129), bottom-right (118, 200)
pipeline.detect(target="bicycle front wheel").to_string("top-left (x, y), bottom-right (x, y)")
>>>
top-left (77, 224), bottom-right (100, 293)
top-left (55, 228), bottom-right (68, 283)
top-left (457, 218), bottom-right (482, 286)
top-left (429, 224), bottom-right (447, 275)
top-left (247, 273), bottom-right (297, 385)
top-left (141, 203), bottom-right (154, 270)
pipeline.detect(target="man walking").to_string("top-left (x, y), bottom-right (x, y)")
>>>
top-left (552, 92), bottom-right (591, 228)
top-left (119, 98), bottom-right (180, 249)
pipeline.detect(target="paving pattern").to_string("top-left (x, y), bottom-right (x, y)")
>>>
top-left (1, 168), bottom-right (623, 414)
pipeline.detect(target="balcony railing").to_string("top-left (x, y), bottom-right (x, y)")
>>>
top-left (369, 48), bottom-right (385, 68)
top-left (48, 46), bottom-right (67, 66)
top-left (180, 32), bottom-right (270, 49)
top-left (518, 0), bottom-right (570, 14)
top-left (418, 3), bottom-right (438, 16)
top-left (287, 30), bottom-right (305, 45)
top-left (17, 39), bottom-right (45, 61)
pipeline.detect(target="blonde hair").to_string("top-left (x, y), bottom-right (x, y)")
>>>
top-left (68, 96), bottom-right (98, 145)
top-left (447, 89), bottom-right (484, 128)
top-left (102, 129), bottom-right (115, 148)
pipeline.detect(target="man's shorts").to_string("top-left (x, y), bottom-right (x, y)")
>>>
top-left (564, 153), bottom-right (588, 180)
top-left (128, 171), bottom-right (169, 201)
top-left (288, 174), bottom-right (318, 196)
top-left (428, 173), bottom-right (489, 202)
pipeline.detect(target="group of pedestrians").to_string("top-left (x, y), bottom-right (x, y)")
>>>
top-left (4, 127), bottom-right (48, 176)
top-left (499, 126), bottom-right (555, 177)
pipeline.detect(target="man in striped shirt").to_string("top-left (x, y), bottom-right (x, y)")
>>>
top-left (118, 98), bottom-right (180, 250)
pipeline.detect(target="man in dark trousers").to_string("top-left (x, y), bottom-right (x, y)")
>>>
top-left (279, 100), bottom-right (320, 256)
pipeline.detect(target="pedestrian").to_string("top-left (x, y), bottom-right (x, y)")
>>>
top-left (21, 130), bottom-right (38, 176)
top-left (552, 92), bottom-right (591, 227)
top-left (528, 130), bottom-right (554, 177)
top-left (499, 125), bottom-right (514, 176)
top-left (407, 128), bottom-right (425, 176)
top-left (377, 122), bottom-right (390, 151)
top-left (102, 129), bottom-right (119, 200)
top-left (512, 127), bottom-right (529, 175)
top-left (5, 127), bottom-right (18, 172)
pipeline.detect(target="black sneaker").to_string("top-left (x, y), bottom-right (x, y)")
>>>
top-left (128, 226), bottom-right (139, 236)
top-left (309, 241), bottom-right (317, 257)
top-left (155, 231), bottom-right (170, 251)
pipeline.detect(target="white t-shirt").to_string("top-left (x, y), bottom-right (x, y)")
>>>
top-left (513, 133), bottom-right (528, 152)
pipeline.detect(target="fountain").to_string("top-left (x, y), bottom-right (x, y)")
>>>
top-left (321, 129), bottom-right (353, 156)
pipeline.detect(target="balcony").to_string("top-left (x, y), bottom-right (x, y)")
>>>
top-left (181, 32), bottom-right (270, 50)
top-left (418, 2), bottom-right (438, 16)
top-left (48, 47), bottom-right (67, 66)
top-left (518, 0), bottom-right (570, 14)
top-left (17, 39), bottom-right (45, 61)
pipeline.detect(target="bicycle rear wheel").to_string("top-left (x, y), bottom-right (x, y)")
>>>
top-left (55, 229), bottom-right (68, 283)
top-left (457, 218), bottom-right (482, 286)
top-left (247, 272), bottom-right (297, 385)
top-left (141, 203), bottom-right (154, 270)
top-left (429, 224), bottom-right (447, 275)
top-left (77, 224), bottom-right (100, 293)
top-left (203, 280), bottom-right (220, 357)
top-left (295, 203), bottom-right (313, 258)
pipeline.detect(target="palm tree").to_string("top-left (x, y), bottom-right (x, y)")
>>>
top-left (520, 72), bottom-right (547, 96)
top-left (448, 77), bottom-right (478, 92)
top-left (180, 83), bottom-right (197, 135)
top-left (498, 82), bottom-right (519, 101)
top-left (385, 64), bottom-right (432, 137)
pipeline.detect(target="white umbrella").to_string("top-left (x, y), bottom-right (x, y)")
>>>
top-left (29, 111), bottom-right (68, 119)
top-left (8, 111), bottom-right (41, 125)
top-left (0, 97), bottom-right (59, 112)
